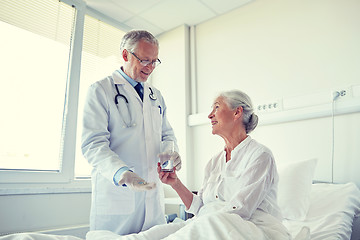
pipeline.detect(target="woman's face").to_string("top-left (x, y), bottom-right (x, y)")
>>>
top-left (208, 97), bottom-right (238, 136)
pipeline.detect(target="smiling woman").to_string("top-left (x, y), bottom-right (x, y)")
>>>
top-left (208, 90), bottom-right (258, 157)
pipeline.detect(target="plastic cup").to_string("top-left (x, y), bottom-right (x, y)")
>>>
top-left (159, 141), bottom-right (174, 172)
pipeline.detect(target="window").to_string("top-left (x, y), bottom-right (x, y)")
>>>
top-left (0, 0), bottom-right (76, 183)
top-left (74, 15), bottom-right (125, 177)
top-left (0, 0), bottom-right (127, 186)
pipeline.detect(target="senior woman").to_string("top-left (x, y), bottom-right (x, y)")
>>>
top-left (157, 90), bottom-right (291, 239)
top-left (87, 90), bottom-right (296, 239)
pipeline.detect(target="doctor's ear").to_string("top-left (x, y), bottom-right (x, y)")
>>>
top-left (122, 49), bottom-right (129, 62)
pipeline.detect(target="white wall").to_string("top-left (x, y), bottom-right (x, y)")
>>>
top-left (0, 192), bottom-right (90, 236)
top-left (195, 0), bottom-right (360, 111)
top-left (188, 0), bottom-right (360, 190)
top-left (152, 25), bottom-right (191, 200)
top-left (156, 0), bottom-right (360, 191)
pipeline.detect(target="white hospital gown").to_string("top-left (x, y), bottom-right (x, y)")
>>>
top-left (188, 136), bottom-right (282, 220)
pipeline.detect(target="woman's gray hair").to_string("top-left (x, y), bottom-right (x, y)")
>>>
top-left (120, 30), bottom-right (159, 52)
top-left (219, 90), bottom-right (259, 134)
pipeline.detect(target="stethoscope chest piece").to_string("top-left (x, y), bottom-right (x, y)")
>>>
top-left (149, 94), bottom-right (157, 101)
top-left (149, 87), bottom-right (157, 101)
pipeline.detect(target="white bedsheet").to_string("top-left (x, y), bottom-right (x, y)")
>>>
top-left (0, 232), bottom-right (83, 240)
top-left (283, 182), bottom-right (360, 240)
top-left (1, 183), bottom-right (359, 240)
top-left (86, 209), bottom-right (292, 240)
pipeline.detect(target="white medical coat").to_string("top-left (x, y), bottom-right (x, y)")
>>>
top-left (188, 136), bottom-right (282, 220)
top-left (81, 70), bottom-right (177, 234)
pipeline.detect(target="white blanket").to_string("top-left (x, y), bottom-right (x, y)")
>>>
top-left (0, 233), bottom-right (83, 240)
top-left (86, 210), bottom-right (295, 240)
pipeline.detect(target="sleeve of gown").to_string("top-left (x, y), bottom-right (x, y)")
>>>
top-left (186, 158), bottom-right (215, 215)
top-left (221, 151), bottom-right (276, 220)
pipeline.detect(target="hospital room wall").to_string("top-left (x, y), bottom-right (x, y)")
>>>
top-left (0, 192), bottom-right (90, 236)
top-left (184, 0), bottom-right (360, 191)
top-left (152, 25), bottom-right (191, 201)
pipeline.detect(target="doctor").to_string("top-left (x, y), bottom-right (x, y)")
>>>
top-left (81, 30), bottom-right (181, 235)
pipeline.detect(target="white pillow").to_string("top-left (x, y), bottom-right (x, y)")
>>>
top-left (277, 158), bottom-right (317, 220)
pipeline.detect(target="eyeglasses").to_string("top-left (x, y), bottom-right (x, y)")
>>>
top-left (130, 51), bottom-right (161, 67)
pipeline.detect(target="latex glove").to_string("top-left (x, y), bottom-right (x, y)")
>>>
top-left (118, 171), bottom-right (156, 191)
top-left (159, 151), bottom-right (182, 171)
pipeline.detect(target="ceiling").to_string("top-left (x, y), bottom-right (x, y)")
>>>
top-left (83, 0), bottom-right (254, 36)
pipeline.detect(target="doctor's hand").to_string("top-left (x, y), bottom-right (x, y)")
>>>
top-left (158, 151), bottom-right (182, 171)
top-left (118, 171), bottom-right (156, 192)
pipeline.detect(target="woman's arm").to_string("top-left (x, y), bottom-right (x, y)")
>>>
top-left (223, 152), bottom-right (275, 219)
top-left (157, 164), bottom-right (193, 209)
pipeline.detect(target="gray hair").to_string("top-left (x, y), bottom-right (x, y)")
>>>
top-left (219, 90), bottom-right (259, 134)
top-left (120, 30), bottom-right (159, 52)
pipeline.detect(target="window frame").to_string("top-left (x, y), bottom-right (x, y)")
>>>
top-left (0, 0), bottom-right (124, 193)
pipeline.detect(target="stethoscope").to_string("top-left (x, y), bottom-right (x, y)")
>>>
top-left (149, 87), bottom-right (157, 101)
top-left (114, 84), bottom-right (158, 128)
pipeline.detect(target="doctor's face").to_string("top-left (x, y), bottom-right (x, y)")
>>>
top-left (123, 40), bottom-right (159, 82)
top-left (208, 97), bottom-right (237, 137)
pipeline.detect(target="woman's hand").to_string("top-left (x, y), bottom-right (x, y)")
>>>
top-left (157, 163), bottom-right (194, 209)
top-left (157, 163), bottom-right (178, 187)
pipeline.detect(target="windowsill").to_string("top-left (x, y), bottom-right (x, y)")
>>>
top-left (0, 178), bottom-right (92, 196)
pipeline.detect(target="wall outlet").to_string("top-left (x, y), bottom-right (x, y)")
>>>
top-left (256, 100), bottom-right (282, 113)
top-left (333, 87), bottom-right (351, 101)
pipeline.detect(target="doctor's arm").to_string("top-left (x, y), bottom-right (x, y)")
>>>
top-left (82, 83), bottom-right (155, 191)
top-left (81, 83), bottom-right (129, 184)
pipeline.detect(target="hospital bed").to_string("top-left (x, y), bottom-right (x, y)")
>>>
top-left (283, 182), bottom-right (360, 240)
top-left (1, 159), bottom-right (360, 240)
top-left (276, 158), bottom-right (360, 240)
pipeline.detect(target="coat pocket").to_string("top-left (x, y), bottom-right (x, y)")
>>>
top-left (151, 105), bottom-right (162, 135)
top-left (95, 183), bottom-right (135, 215)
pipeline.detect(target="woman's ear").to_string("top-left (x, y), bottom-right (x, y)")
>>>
top-left (234, 106), bottom-right (243, 120)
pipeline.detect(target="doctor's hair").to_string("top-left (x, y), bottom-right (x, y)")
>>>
top-left (219, 90), bottom-right (259, 134)
top-left (120, 30), bottom-right (159, 53)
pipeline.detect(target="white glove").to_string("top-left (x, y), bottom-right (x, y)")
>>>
top-left (118, 171), bottom-right (156, 192)
top-left (159, 151), bottom-right (182, 171)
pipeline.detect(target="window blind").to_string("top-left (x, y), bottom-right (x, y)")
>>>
top-left (0, 0), bottom-right (75, 172)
